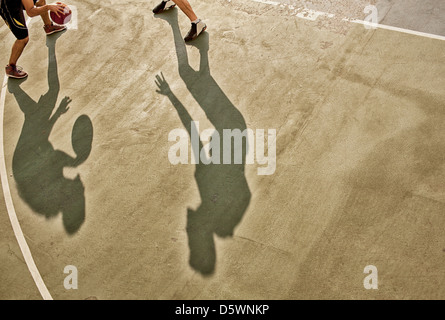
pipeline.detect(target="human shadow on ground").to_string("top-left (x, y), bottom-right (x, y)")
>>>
top-left (8, 31), bottom-right (93, 235)
top-left (155, 9), bottom-right (251, 275)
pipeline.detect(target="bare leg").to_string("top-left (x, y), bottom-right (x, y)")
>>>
top-left (9, 37), bottom-right (29, 66)
top-left (172, 0), bottom-right (198, 21)
top-left (35, 0), bottom-right (52, 26)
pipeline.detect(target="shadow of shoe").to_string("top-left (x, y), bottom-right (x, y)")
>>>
top-left (7, 77), bottom-right (28, 93)
top-left (153, 6), bottom-right (179, 24)
top-left (46, 28), bottom-right (67, 47)
top-left (185, 30), bottom-right (209, 50)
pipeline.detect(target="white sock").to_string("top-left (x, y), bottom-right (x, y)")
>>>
top-left (192, 18), bottom-right (200, 24)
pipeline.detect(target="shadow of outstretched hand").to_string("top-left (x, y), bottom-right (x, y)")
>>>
top-left (57, 96), bottom-right (72, 114)
top-left (155, 72), bottom-right (172, 96)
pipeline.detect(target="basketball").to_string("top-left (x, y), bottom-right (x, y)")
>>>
top-left (50, 5), bottom-right (72, 25)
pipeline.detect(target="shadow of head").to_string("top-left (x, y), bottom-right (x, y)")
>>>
top-left (186, 208), bottom-right (216, 276)
top-left (61, 175), bottom-right (85, 235)
top-left (61, 115), bottom-right (93, 234)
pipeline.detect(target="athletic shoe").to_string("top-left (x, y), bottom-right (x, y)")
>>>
top-left (44, 23), bottom-right (67, 36)
top-left (5, 65), bottom-right (28, 79)
top-left (152, 0), bottom-right (176, 14)
top-left (184, 20), bottom-right (207, 42)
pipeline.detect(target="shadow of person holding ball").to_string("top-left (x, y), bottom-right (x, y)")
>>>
top-left (155, 8), bottom-right (251, 276)
top-left (8, 31), bottom-right (93, 235)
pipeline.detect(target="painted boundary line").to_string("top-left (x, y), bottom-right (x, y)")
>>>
top-left (0, 1), bottom-right (441, 301)
top-left (348, 19), bottom-right (445, 41)
top-left (251, 0), bottom-right (445, 41)
top-left (0, 77), bottom-right (52, 299)
top-left (0, 15), bottom-right (52, 300)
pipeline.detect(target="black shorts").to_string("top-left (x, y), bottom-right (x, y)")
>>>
top-left (0, 0), bottom-right (38, 40)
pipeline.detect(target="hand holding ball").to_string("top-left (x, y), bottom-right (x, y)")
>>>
top-left (50, 2), bottom-right (72, 25)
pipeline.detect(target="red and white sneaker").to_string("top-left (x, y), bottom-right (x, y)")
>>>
top-left (44, 23), bottom-right (67, 36)
top-left (5, 65), bottom-right (28, 79)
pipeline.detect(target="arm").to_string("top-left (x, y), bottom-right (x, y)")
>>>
top-left (155, 73), bottom-right (203, 151)
top-left (22, 0), bottom-right (65, 18)
top-left (49, 96), bottom-right (71, 129)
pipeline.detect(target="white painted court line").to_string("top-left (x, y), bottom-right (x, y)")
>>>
top-left (0, 77), bottom-right (53, 299)
top-left (0, 16), bottom-right (52, 300)
top-left (0, 1), bottom-right (441, 301)
top-left (250, 0), bottom-right (445, 41)
top-left (347, 19), bottom-right (445, 41)
top-left (252, 0), bottom-right (280, 5)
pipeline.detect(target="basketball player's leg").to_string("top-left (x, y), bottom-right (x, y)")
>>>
top-left (8, 38), bottom-right (30, 78)
top-left (173, 0), bottom-right (206, 42)
top-left (1, 0), bottom-right (29, 78)
top-left (9, 36), bottom-right (29, 65)
top-left (152, 0), bottom-right (206, 42)
top-left (35, 0), bottom-right (66, 35)
top-left (35, 0), bottom-right (51, 25)
top-left (171, 0), bottom-right (198, 21)
top-left (153, 0), bottom-right (197, 21)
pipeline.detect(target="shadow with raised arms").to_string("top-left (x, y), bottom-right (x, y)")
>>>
top-left (8, 31), bottom-right (93, 235)
top-left (155, 8), bottom-right (251, 275)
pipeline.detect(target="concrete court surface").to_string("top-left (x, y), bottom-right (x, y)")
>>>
top-left (0, 0), bottom-right (444, 300)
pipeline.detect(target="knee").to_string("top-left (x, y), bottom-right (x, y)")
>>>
top-left (18, 36), bottom-right (29, 46)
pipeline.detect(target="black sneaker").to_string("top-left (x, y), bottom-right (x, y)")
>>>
top-left (184, 20), bottom-right (207, 42)
top-left (152, 0), bottom-right (176, 14)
